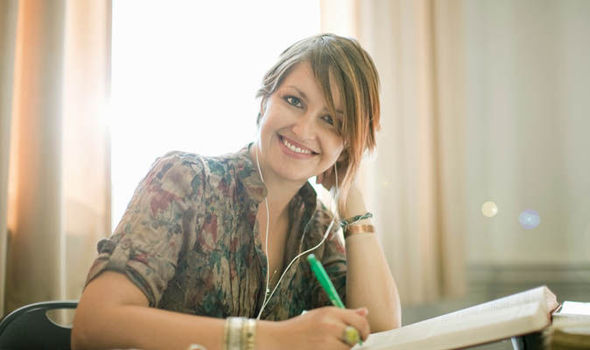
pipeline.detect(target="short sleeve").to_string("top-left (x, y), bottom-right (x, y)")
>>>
top-left (85, 152), bottom-right (206, 306)
top-left (311, 212), bottom-right (347, 308)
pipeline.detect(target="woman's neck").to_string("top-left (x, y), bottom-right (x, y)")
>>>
top-left (250, 143), bottom-right (306, 220)
top-left (260, 175), bottom-right (299, 220)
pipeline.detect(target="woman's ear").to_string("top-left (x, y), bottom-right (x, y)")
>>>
top-left (260, 97), bottom-right (268, 115)
top-left (257, 97), bottom-right (268, 126)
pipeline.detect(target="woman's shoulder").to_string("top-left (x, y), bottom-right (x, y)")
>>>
top-left (147, 149), bottom-right (250, 193)
top-left (157, 150), bottom-right (207, 167)
top-left (154, 149), bottom-right (244, 174)
top-left (146, 151), bottom-right (207, 183)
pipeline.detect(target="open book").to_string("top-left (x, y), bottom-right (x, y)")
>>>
top-left (544, 301), bottom-right (590, 349)
top-left (356, 286), bottom-right (559, 350)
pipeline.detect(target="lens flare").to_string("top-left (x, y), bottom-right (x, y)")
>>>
top-left (519, 209), bottom-right (540, 229)
top-left (481, 201), bottom-right (498, 218)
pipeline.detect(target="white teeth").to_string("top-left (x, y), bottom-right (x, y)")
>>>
top-left (282, 137), bottom-right (312, 154)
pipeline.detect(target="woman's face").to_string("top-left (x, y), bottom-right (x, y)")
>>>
top-left (256, 61), bottom-right (345, 186)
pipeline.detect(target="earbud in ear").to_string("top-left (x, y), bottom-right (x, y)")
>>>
top-left (334, 164), bottom-right (339, 190)
top-left (257, 98), bottom-right (268, 126)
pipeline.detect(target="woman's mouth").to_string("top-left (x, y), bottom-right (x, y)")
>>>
top-left (279, 135), bottom-right (318, 156)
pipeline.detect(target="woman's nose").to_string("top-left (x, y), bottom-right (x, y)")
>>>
top-left (291, 113), bottom-right (315, 139)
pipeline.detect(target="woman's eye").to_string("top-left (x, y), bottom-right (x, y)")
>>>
top-left (321, 115), bottom-right (334, 126)
top-left (285, 96), bottom-right (303, 108)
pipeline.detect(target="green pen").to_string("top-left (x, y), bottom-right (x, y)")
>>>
top-left (307, 253), bottom-right (362, 345)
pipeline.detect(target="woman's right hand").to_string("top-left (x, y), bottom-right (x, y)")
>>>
top-left (260, 306), bottom-right (370, 350)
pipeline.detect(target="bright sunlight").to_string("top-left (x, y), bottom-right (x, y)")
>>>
top-left (110, 1), bottom-right (320, 228)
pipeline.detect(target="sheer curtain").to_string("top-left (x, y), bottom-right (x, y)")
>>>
top-left (0, 0), bottom-right (111, 316)
top-left (0, 0), bottom-right (19, 319)
top-left (321, 0), bottom-right (467, 304)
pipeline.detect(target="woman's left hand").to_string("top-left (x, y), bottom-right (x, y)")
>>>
top-left (316, 162), bottom-right (369, 219)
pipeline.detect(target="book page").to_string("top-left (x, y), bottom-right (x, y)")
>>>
top-left (356, 286), bottom-right (557, 350)
top-left (544, 310), bottom-right (590, 347)
top-left (426, 286), bottom-right (557, 321)
top-left (555, 301), bottom-right (590, 317)
top-left (359, 302), bottom-right (550, 350)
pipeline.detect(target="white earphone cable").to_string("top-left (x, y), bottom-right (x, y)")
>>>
top-left (254, 148), bottom-right (272, 307)
top-left (254, 150), bottom-right (340, 319)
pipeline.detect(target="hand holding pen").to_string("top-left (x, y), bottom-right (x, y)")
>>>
top-left (261, 254), bottom-right (369, 349)
top-left (276, 303), bottom-right (369, 349)
top-left (307, 253), bottom-right (368, 347)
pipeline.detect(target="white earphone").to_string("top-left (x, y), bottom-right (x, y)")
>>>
top-left (254, 147), bottom-right (339, 319)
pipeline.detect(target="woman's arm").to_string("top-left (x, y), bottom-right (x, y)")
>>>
top-left (73, 271), bottom-right (228, 350)
top-left (342, 185), bottom-right (402, 332)
top-left (72, 271), bottom-right (370, 350)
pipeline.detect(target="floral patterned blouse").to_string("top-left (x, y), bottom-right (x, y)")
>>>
top-left (86, 145), bottom-right (347, 320)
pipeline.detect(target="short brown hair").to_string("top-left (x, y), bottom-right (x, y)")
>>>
top-left (257, 33), bottom-right (381, 214)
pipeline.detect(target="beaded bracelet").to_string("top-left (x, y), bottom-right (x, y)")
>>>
top-left (340, 212), bottom-right (373, 228)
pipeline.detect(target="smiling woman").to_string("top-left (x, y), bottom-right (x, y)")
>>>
top-left (72, 33), bottom-right (401, 350)
top-left (255, 62), bottom-right (345, 189)
top-left (255, 35), bottom-right (381, 214)
top-left (109, 0), bottom-right (321, 229)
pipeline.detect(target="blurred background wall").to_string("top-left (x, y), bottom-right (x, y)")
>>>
top-left (463, 0), bottom-right (590, 305)
top-left (322, 0), bottom-right (590, 323)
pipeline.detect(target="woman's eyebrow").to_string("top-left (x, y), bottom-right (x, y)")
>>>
top-left (285, 85), bottom-right (344, 115)
top-left (285, 85), bottom-right (308, 101)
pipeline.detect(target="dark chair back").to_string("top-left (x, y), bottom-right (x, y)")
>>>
top-left (0, 300), bottom-right (78, 350)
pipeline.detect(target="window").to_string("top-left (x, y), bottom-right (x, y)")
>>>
top-left (110, 1), bottom-right (320, 228)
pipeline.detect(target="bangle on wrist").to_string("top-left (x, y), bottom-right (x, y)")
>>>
top-left (224, 317), bottom-right (256, 350)
top-left (344, 224), bottom-right (375, 239)
top-left (244, 318), bottom-right (256, 350)
top-left (225, 317), bottom-right (243, 350)
top-left (340, 212), bottom-right (373, 228)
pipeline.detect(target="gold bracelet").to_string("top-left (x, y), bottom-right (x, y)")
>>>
top-left (223, 317), bottom-right (230, 349)
top-left (225, 317), bottom-right (244, 350)
top-left (344, 224), bottom-right (375, 239)
top-left (241, 319), bottom-right (248, 350)
top-left (244, 318), bottom-right (256, 350)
